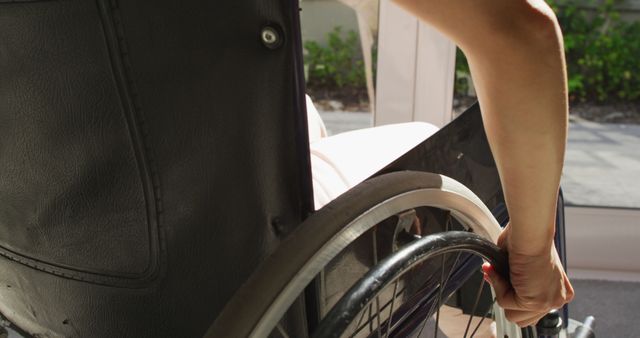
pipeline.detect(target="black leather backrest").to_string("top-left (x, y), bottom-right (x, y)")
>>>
top-left (0, 0), bottom-right (311, 336)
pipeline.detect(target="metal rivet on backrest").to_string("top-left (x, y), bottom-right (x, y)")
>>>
top-left (260, 26), bottom-right (283, 49)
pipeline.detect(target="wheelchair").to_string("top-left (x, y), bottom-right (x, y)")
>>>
top-left (206, 107), bottom-right (591, 338)
top-left (0, 1), bottom-right (594, 337)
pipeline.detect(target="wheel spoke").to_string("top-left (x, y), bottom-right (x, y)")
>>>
top-left (276, 323), bottom-right (290, 338)
top-left (415, 268), bottom-right (448, 337)
top-left (410, 252), bottom-right (462, 337)
top-left (384, 280), bottom-right (400, 338)
top-left (312, 230), bottom-right (513, 338)
top-left (441, 252), bottom-right (461, 292)
top-left (350, 286), bottom-right (408, 337)
top-left (435, 210), bottom-right (454, 337)
top-left (375, 297), bottom-right (382, 337)
top-left (415, 212), bottom-right (455, 338)
top-left (415, 289), bottom-right (438, 338)
top-left (445, 212), bottom-right (452, 232)
top-left (368, 303), bottom-right (374, 333)
top-left (373, 226), bottom-right (379, 265)
top-left (463, 277), bottom-right (486, 338)
top-left (405, 253), bottom-right (462, 337)
top-left (373, 227), bottom-right (382, 336)
top-left (355, 303), bottom-right (368, 332)
top-left (470, 298), bottom-right (496, 338)
top-left (433, 253), bottom-right (447, 338)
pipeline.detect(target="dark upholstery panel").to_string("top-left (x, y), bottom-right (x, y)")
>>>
top-left (0, 0), bottom-right (310, 336)
top-left (0, 1), bottom-right (157, 282)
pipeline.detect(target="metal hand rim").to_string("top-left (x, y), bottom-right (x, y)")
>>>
top-left (249, 174), bottom-right (521, 338)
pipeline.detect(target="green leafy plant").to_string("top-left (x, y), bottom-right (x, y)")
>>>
top-left (551, 0), bottom-right (640, 102)
top-left (455, 0), bottom-right (640, 103)
top-left (454, 48), bottom-right (471, 97)
top-left (304, 27), bottom-right (366, 90)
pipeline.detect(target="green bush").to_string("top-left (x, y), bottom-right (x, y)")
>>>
top-left (455, 0), bottom-right (640, 103)
top-left (550, 0), bottom-right (640, 102)
top-left (454, 48), bottom-right (472, 97)
top-left (304, 27), bottom-right (366, 90)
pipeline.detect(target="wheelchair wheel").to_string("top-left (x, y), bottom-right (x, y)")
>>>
top-left (205, 171), bottom-right (528, 338)
top-left (313, 231), bottom-right (534, 338)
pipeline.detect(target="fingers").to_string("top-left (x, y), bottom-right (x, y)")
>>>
top-left (496, 222), bottom-right (511, 248)
top-left (483, 262), bottom-right (548, 327)
top-left (504, 309), bottom-right (545, 327)
top-left (485, 231), bottom-right (576, 328)
top-left (564, 275), bottom-right (576, 302)
top-left (482, 263), bottom-right (519, 310)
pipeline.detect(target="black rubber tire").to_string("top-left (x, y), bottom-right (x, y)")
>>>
top-left (204, 171), bottom-right (524, 338)
top-left (313, 231), bottom-right (522, 337)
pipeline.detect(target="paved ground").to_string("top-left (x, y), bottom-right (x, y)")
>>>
top-left (563, 118), bottom-right (640, 208)
top-left (569, 279), bottom-right (640, 337)
top-left (319, 111), bottom-right (640, 209)
top-left (319, 111), bottom-right (373, 135)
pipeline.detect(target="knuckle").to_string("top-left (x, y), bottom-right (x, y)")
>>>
top-left (549, 297), bottom-right (566, 310)
top-left (518, 296), bottom-right (542, 309)
top-left (531, 314), bottom-right (546, 327)
top-left (521, 320), bottom-right (534, 328)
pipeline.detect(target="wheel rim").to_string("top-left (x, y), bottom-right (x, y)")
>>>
top-left (251, 175), bottom-right (512, 337)
top-left (313, 232), bottom-right (507, 338)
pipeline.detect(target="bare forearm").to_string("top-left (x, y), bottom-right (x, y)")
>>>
top-left (468, 22), bottom-right (567, 254)
top-left (394, 0), bottom-right (568, 253)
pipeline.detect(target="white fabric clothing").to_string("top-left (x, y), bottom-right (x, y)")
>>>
top-left (305, 100), bottom-right (495, 338)
top-left (309, 120), bottom-right (438, 209)
top-left (306, 95), bottom-right (328, 143)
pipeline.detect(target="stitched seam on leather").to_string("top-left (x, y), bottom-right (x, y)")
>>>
top-left (0, 246), bottom-right (148, 286)
top-left (0, 0), bottom-right (165, 288)
top-left (0, 0), bottom-right (53, 3)
top-left (106, 1), bottom-right (165, 214)
top-left (101, 0), bottom-right (167, 282)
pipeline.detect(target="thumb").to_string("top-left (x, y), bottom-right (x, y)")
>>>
top-left (497, 223), bottom-right (511, 248)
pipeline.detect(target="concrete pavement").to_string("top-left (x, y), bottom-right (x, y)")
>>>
top-left (563, 118), bottom-right (640, 208)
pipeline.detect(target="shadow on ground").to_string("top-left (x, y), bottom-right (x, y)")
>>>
top-left (570, 279), bottom-right (640, 337)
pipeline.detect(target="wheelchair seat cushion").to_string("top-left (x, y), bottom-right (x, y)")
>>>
top-left (310, 122), bottom-right (439, 209)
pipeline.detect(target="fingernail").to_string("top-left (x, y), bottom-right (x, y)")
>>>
top-left (483, 272), bottom-right (492, 284)
top-left (482, 262), bottom-right (492, 274)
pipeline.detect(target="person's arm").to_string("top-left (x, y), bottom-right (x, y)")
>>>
top-left (391, 0), bottom-right (574, 327)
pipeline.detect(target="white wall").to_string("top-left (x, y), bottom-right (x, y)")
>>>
top-left (374, 0), bottom-right (456, 127)
top-left (565, 207), bottom-right (640, 282)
